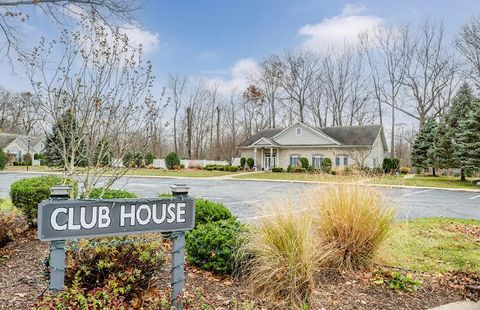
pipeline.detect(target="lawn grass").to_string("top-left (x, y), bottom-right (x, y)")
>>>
top-left (370, 175), bottom-right (478, 190)
top-left (233, 172), bottom-right (351, 182)
top-left (234, 172), bottom-right (479, 190)
top-left (4, 166), bottom-right (237, 178)
top-left (379, 218), bottom-right (480, 273)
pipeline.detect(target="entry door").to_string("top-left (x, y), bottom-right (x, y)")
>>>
top-left (264, 154), bottom-right (276, 170)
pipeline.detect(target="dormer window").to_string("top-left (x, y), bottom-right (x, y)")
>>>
top-left (296, 127), bottom-right (302, 136)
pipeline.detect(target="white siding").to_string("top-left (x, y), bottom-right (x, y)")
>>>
top-left (273, 124), bottom-right (336, 146)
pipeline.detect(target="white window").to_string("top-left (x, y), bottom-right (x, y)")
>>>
top-left (296, 127), bottom-right (302, 135)
top-left (335, 155), bottom-right (349, 167)
top-left (290, 155), bottom-right (300, 167)
top-left (312, 155), bottom-right (323, 169)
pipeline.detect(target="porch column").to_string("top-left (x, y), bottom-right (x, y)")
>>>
top-left (261, 148), bottom-right (264, 170)
top-left (270, 147), bottom-right (273, 168)
top-left (253, 148), bottom-right (257, 170)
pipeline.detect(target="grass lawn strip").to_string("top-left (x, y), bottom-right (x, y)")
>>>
top-left (234, 172), bottom-right (479, 190)
top-left (380, 218), bottom-right (480, 273)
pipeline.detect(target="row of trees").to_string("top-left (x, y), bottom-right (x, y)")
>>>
top-left (412, 84), bottom-right (480, 180)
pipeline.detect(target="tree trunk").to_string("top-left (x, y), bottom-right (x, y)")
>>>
top-left (216, 106), bottom-right (221, 159)
top-left (271, 94), bottom-right (276, 128)
top-left (432, 167), bottom-right (436, 176)
top-left (390, 100), bottom-right (395, 158)
top-left (460, 167), bottom-right (466, 181)
top-left (186, 106), bottom-right (192, 159)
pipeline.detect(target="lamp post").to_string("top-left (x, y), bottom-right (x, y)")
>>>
top-left (27, 138), bottom-right (31, 172)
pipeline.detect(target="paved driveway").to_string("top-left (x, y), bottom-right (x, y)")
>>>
top-left (1, 173), bottom-right (479, 221)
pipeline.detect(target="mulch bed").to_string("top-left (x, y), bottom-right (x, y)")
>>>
top-left (0, 230), bottom-right (476, 310)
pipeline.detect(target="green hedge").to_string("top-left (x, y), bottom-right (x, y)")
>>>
top-left (186, 219), bottom-right (245, 274)
top-left (272, 167), bottom-right (284, 172)
top-left (0, 148), bottom-right (5, 171)
top-left (195, 198), bottom-right (234, 226)
top-left (87, 188), bottom-right (137, 199)
top-left (228, 166), bottom-right (239, 172)
top-left (10, 176), bottom-right (76, 225)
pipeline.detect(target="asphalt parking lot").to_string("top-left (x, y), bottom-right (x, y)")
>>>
top-left (1, 172), bottom-right (479, 221)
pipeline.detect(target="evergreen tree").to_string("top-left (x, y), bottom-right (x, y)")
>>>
top-left (93, 139), bottom-right (112, 167)
top-left (412, 117), bottom-right (438, 175)
top-left (457, 99), bottom-right (480, 173)
top-left (0, 148), bottom-right (6, 171)
top-left (44, 110), bottom-right (87, 168)
top-left (437, 83), bottom-right (477, 181)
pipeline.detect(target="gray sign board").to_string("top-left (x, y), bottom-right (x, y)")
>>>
top-left (38, 197), bottom-right (195, 241)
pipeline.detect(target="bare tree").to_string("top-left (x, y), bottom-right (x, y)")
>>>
top-left (22, 18), bottom-right (155, 196)
top-left (279, 50), bottom-right (320, 123)
top-left (251, 54), bottom-right (283, 128)
top-left (401, 20), bottom-right (456, 127)
top-left (456, 16), bottom-right (480, 87)
top-left (0, 0), bottom-right (141, 62)
top-left (361, 25), bottom-right (409, 157)
top-left (167, 73), bottom-right (186, 154)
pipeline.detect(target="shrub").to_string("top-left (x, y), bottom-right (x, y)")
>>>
top-left (299, 157), bottom-right (309, 169)
top-left (144, 152), bottom-right (155, 166)
top-left (32, 286), bottom-right (130, 309)
top-left (165, 152), bottom-right (180, 169)
top-left (228, 166), bottom-right (239, 172)
top-left (205, 166), bottom-right (214, 171)
top-left (330, 169), bottom-right (337, 175)
top-left (400, 167), bottom-right (411, 174)
top-left (34, 153), bottom-right (44, 160)
top-left (383, 157), bottom-right (400, 173)
top-left (0, 204), bottom-right (27, 247)
top-left (87, 188), bottom-right (137, 199)
top-left (238, 209), bottom-right (326, 307)
top-left (122, 151), bottom-right (134, 167)
top-left (240, 157), bottom-right (246, 168)
top-left (186, 219), bottom-right (245, 274)
top-left (372, 270), bottom-right (421, 292)
top-left (0, 148), bottom-right (5, 171)
top-left (323, 157), bottom-right (332, 173)
top-left (215, 165), bottom-right (225, 171)
top-left (292, 167), bottom-right (305, 173)
top-left (272, 167), bottom-right (284, 173)
top-left (312, 184), bottom-right (393, 270)
top-left (180, 164), bottom-right (185, 169)
top-left (10, 176), bottom-right (76, 225)
top-left (246, 157), bottom-right (254, 169)
top-left (64, 234), bottom-right (165, 300)
top-left (195, 199), bottom-right (234, 225)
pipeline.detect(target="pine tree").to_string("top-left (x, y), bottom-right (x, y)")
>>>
top-left (44, 110), bottom-right (87, 168)
top-left (457, 99), bottom-right (480, 173)
top-left (438, 83), bottom-right (477, 181)
top-left (412, 117), bottom-right (438, 175)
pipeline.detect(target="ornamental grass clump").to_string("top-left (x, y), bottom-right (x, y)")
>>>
top-left (312, 184), bottom-right (393, 270)
top-left (238, 208), bottom-right (329, 308)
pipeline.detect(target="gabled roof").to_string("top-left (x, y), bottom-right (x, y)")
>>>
top-left (318, 125), bottom-right (383, 146)
top-left (0, 133), bottom-right (44, 150)
top-left (239, 128), bottom-right (283, 147)
top-left (238, 123), bottom-right (385, 148)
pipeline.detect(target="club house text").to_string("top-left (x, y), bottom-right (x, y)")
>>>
top-left (50, 201), bottom-right (187, 231)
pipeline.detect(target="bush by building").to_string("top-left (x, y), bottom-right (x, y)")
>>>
top-left (299, 157), bottom-right (309, 169)
top-left (323, 157), bottom-right (332, 173)
top-left (246, 157), bottom-right (254, 169)
top-left (240, 157), bottom-right (246, 169)
top-left (144, 152), bottom-right (156, 166)
top-left (272, 167), bottom-right (284, 173)
top-left (228, 166), bottom-right (239, 172)
top-left (86, 188), bottom-right (138, 199)
top-left (0, 148), bottom-right (6, 171)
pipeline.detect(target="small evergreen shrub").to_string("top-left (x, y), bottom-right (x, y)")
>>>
top-left (240, 157), bottom-right (246, 168)
top-left (323, 157), bottom-right (332, 173)
top-left (292, 167), bottom-right (305, 173)
top-left (195, 199), bottom-right (234, 225)
top-left (246, 158), bottom-right (254, 169)
top-left (165, 152), bottom-right (180, 169)
top-left (228, 166), bottom-right (239, 172)
top-left (186, 219), bottom-right (245, 274)
top-left (64, 234), bottom-right (165, 301)
top-left (383, 157), bottom-right (400, 173)
top-left (399, 167), bottom-right (411, 174)
top-left (287, 165), bottom-right (293, 172)
top-left (299, 157), bottom-right (309, 169)
top-left (272, 167), bottom-right (284, 173)
top-left (87, 188), bottom-right (137, 199)
top-left (144, 152), bottom-right (155, 166)
top-left (180, 164), bottom-right (185, 169)
top-left (0, 148), bottom-right (5, 171)
top-left (10, 176), bottom-right (76, 225)
top-left (205, 166), bottom-right (214, 171)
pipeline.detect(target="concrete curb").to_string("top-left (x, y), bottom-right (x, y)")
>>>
top-left (429, 301), bottom-right (480, 310)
